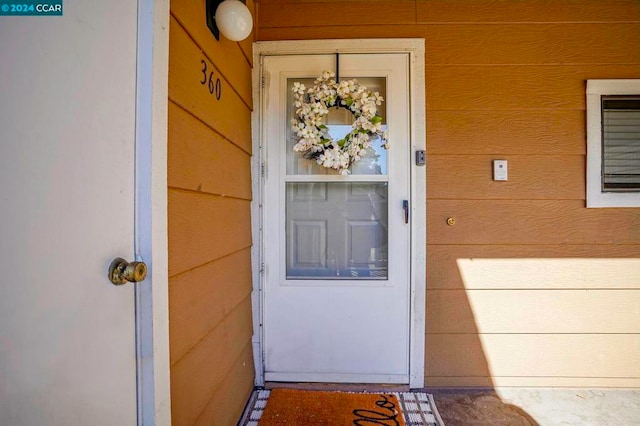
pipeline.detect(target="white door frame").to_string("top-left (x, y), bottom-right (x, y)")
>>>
top-left (135, 0), bottom-right (171, 423)
top-left (251, 39), bottom-right (426, 388)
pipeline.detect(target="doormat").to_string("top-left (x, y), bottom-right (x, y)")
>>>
top-left (239, 389), bottom-right (445, 425)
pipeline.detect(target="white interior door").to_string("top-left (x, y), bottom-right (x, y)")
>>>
top-left (262, 54), bottom-right (411, 383)
top-left (0, 3), bottom-right (140, 424)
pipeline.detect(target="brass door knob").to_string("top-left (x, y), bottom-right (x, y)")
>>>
top-left (109, 257), bottom-right (148, 285)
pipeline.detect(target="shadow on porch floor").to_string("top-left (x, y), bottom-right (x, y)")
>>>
top-left (431, 388), bottom-right (640, 426)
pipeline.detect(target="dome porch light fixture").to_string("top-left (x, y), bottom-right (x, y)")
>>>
top-left (206, 0), bottom-right (253, 42)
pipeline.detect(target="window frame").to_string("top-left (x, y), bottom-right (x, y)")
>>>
top-left (586, 79), bottom-right (640, 208)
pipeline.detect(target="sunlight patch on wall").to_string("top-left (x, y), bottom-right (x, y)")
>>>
top-left (456, 258), bottom-right (640, 290)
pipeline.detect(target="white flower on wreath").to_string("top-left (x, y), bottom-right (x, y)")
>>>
top-left (291, 70), bottom-right (388, 175)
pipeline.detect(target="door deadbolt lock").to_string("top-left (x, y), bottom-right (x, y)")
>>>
top-left (109, 257), bottom-right (148, 285)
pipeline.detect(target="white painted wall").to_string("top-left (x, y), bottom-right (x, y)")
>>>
top-left (0, 1), bottom-right (170, 424)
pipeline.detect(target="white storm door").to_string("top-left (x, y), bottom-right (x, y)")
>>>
top-left (0, 2), bottom-right (140, 424)
top-left (263, 54), bottom-right (411, 383)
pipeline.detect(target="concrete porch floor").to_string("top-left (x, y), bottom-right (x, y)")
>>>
top-left (263, 383), bottom-right (640, 424)
top-left (431, 388), bottom-right (640, 425)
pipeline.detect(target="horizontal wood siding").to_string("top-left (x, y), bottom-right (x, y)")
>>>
top-left (169, 0), bottom-right (255, 424)
top-left (429, 245), bottom-right (640, 290)
top-left (427, 290), bottom-right (640, 334)
top-left (427, 155), bottom-right (585, 200)
top-left (427, 110), bottom-right (586, 155)
top-left (256, 0), bottom-right (640, 388)
top-left (426, 334), bottom-right (640, 378)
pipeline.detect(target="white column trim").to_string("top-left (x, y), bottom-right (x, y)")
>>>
top-left (134, 0), bottom-right (171, 423)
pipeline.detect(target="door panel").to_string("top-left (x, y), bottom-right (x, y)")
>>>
top-left (0, 2), bottom-right (138, 424)
top-left (263, 54), bottom-right (411, 383)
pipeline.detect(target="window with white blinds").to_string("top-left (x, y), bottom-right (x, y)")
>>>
top-left (586, 79), bottom-right (640, 207)
top-left (602, 97), bottom-right (640, 191)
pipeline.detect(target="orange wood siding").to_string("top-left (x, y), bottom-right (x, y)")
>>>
top-left (256, 0), bottom-right (640, 388)
top-left (168, 1), bottom-right (255, 424)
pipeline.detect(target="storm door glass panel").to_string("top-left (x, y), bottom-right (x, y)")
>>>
top-left (286, 77), bottom-right (387, 176)
top-left (286, 182), bottom-right (388, 279)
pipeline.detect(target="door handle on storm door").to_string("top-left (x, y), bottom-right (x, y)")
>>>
top-left (403, 200), bottom-right (409, 224)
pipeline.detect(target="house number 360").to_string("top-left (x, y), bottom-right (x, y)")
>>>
top-left (200, 59), bottom-right (222, 100)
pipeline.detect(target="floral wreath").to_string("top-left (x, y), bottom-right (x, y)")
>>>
top-left (291, 70), bottom-right (388, 175)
